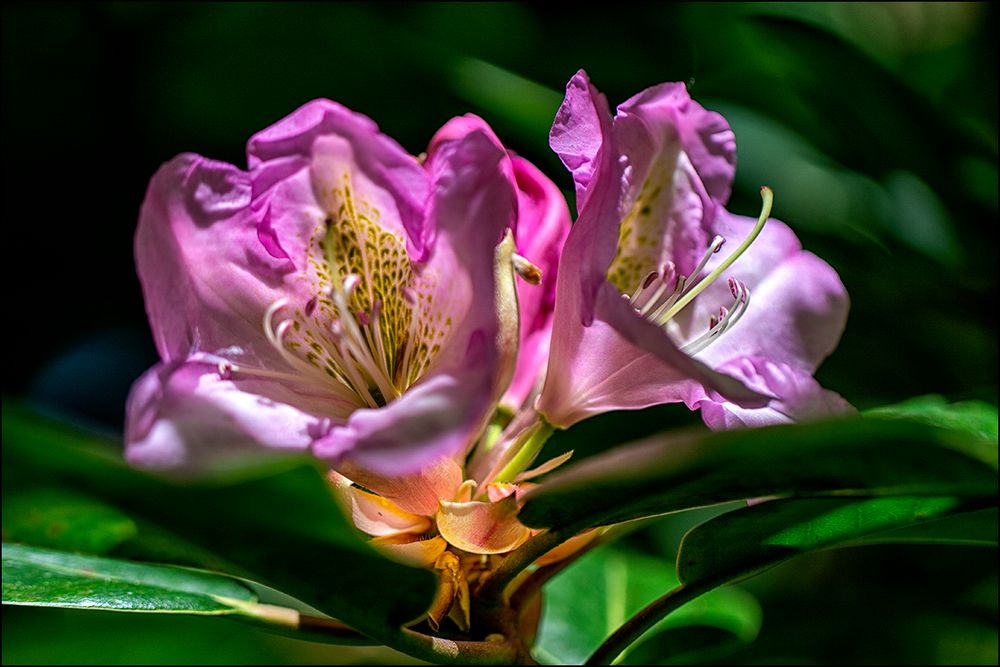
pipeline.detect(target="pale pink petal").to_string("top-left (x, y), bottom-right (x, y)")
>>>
top-left (678, 213), bottom-right (850, 374)
top-left (125, 359), bottom-right (344, 474)
top-left (538, 282), bottom-right (768, 428)
top-left (135, 154), bottom-right (293, 367)
top-left (484, 482), bottom-right (535, 504)
top-left (698, 356), bottom-right (855, 428)
top-left (436, 496), bottom-right (533, 555)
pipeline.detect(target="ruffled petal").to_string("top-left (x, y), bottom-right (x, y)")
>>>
top-left (549, 69), bottom-right (614, 212)
top-left (135, 154), bottom-right (293, 367)
top-left (698, 356), bottom-right (856, 429)
top-left (607, 81), bottom-right (734, 289)
top-left (125, 359), bottom-right (342, 474)
top-left (436, 496), bottom-right (532, 555)
top-left (247, 98), bottom-right (430, 262)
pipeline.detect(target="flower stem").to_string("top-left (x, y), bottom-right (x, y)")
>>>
top-left (491, 420), bottom-right (555, 484)
top-left (475, 528), bottom-right (569, 603)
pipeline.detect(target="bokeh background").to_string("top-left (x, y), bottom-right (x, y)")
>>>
top-left (3, 2), bottom-right (996, 664)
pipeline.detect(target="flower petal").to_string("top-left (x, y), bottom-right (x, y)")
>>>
top-left (504, 156), bottom-right (572, 411)
top-left (369, 534), bottom-right (448, 569)
top-left (429, 114), bottom-right (571, 411)
top-left (125, 359), bottom-right (341, 474)
top-left (334, 454), bottom-right (463, 517)
top-left (247, 98), bottom-right (430, 263)
top-left (538, 281), bottom-right (768, 428)
top-left (436, 496), bottom-right (532, 555)
top-left (135, 154), bottom-right (293, 366)
top-left (549, 69), bottom-right (614, 212)
top-left (328, 471), bottom-right (433, 536)
top-left (698, 356), bottom-right (856, 429)
top-left (607, 80), bottom-right (735, 290)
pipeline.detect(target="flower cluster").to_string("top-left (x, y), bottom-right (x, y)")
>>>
top-left (126, 70), bottom-right (850, 630)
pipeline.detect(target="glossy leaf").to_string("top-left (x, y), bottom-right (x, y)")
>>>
top-left (3, 543), bottom-right (254, 614)
top-left (1, 402), bottom-right (436, 645)
top-left (2, 488), bottom-right (137, 554)
top-left (677, 497), bottom-right (997, 587)
top-left (520, 415), bottom-right (998, 531)
top-left (864, 396), bottom-right (998, 443)
top-left (532, 544), bottom-right (760, 665)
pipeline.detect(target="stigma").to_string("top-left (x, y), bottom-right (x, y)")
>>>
top-left (622, 187), bottom-right (773, 355)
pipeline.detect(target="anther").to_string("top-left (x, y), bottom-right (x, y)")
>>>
top-left (512, 253), bottom-right (543, 286)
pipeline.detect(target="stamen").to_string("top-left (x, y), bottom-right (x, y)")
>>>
top-left (621, 187), bottom-right (773, 358)
top-left (512, 253), bottom-right (543, 286)
top-left (657, 186), bottom-right (772, 324)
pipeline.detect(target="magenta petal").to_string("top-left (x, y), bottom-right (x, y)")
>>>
top-left (616, 81), bottom-right (737, 206)
top-left (125, 359), bottom-right (338, 474)
top-left (503, 156), bottom-right (571, 410)
top-left (135, 154), bottom-right (292, 366)
top-left (549, 69), bottom-right (615, 213)
top-left (698, 356), bottom-right (856, 429)
top-left (247, 98), bottom-right (431, 263)
top-left (429, 116), bottom-right (571, 411)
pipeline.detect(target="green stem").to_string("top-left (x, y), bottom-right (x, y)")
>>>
top-left (476, 528), bottom-right (569, 603)
top-left (492, 421), bottom-right (555, 485)
top-left (584, 577), bottom-right (729, 665)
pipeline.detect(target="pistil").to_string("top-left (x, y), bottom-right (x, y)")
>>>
top-left (623, 186), bottom-right (773, 355)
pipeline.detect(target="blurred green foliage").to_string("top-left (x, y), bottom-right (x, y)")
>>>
top-left (2, 2), bottom-right (996, 664)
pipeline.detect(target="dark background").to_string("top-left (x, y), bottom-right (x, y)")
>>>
top-left (3, 2), bottom-right (997, 664)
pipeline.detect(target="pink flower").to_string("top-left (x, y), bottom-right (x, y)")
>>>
top-left (125, 99), bottom-right (526, 477)
top-left (535, 71), bottom-right (852, 429)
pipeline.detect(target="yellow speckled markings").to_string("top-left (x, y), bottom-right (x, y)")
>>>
top-left (268, 171), bottom-right (454, 409)
top-left (605, 146), bottom-right (681, 294)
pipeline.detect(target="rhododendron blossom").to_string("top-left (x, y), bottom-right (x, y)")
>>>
top-left (535, 70), bottom-right (852, 429)
top-left (125, 100), bottom-right (554, 478)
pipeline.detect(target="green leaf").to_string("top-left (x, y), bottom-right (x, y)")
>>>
top-left (532, 544), bottom-right (760, 665)
top-left (2, 543), bottom-right (254, 614)
top-left (520, 415), bottom-right (997, 531)
top-left (1, 402), bottom-right (436, 645)
top-left (864, 395), bottom-right (998, 443)
top-left (2, 488), bottom-right (137, 554)
top-left (677, 496), bottom-right (997, 587)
